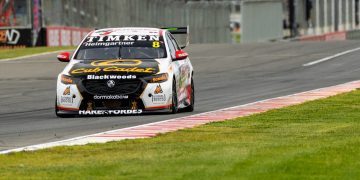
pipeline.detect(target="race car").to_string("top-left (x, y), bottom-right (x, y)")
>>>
top-left (55, 27), bottom-right (194, 117)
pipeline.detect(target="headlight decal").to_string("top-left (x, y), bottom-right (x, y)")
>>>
top-left (148, 73), bottom-right (168, 83)
top-left (61, 74), bottom-right (74, 84)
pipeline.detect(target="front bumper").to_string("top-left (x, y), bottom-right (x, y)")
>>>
top-left (56, 76), bottom-right (172, 115)
top-left (56, 107), bottom-right (172, 116)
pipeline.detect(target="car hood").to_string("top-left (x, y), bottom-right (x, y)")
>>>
top-left (68, 59), bottom-right (160, 77)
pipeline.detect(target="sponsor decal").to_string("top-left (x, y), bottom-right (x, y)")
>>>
top-left (79, 109), bottom-right (143, 115)
top-left (152, 94), bottom-right (166, 103)
top-left (152, 41), bottom-right (160, 48)
top-left (60, 86), bottom-right (74, 105)
top-left (87, 102), bottom-right (94, 111)
top-left (0, 29), bottom-right (20, 44)
top-left (131, 101), bottom-right (138, 110)
top-left (91, 60), bottom-right (142, 66)
top-left (85, 35), bottom-right (160, 43)
top-left (71, 67), bottom-right (156, 74)
top-left (154, 84), bottom-right (163, 94)
top-left (0, 28), bottom-right (36, 47)
top-left (70, 59), bottom-right (159, 75)
top-left (63, 86), bottom-right (71, 95)
top-left (84, 41), bottom-right (134, 47)
top-left (0, 31), bottom-right (7, 43)
top-left (151, 85), bottom-right (166, 103)
top-left (94, 95), bottom-right (128, 100)
top-left (87, 74), bottom-right (136, 80)
top-left (179, 65), bottom-right (190, 89)
top-left (60, 96), bottom-right (73, 104)
top-left (107, 80), bottom-right (116, 88)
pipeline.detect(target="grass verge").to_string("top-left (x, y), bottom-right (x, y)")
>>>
top-left (0, 46), bottom-right (75, 60)
top-left (1, 90), bottom-right (360, 179)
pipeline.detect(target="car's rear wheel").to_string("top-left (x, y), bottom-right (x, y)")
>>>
top-left (183, 78), bottom-right (194, 112)
top-left (171, 79), bottom-right (178, 114)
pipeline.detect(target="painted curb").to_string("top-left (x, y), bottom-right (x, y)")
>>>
top-left (1, 80), bottom-right (360, 154)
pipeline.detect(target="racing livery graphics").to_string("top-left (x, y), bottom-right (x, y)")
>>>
top-left (55, 27), bottom-right (194, 117)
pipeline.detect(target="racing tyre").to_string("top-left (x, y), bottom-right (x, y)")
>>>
top-left (171, 79), bottom-right (178, 114)
top-left (183, 78), bottom-right (194, 112)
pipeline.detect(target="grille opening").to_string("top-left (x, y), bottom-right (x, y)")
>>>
top-left (82, 79), bottom-right (142, 95)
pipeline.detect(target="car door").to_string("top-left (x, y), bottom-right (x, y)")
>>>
top-left (166, 32), bottom-right (191, 103)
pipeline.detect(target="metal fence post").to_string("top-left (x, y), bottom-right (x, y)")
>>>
top-left (331, 0), bottom-right (335, 32)
top-left (315, 0), bottom-right (321, 34)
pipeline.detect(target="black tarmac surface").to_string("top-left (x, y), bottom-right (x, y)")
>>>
top-left (1, 41), bottom-right (360, 150)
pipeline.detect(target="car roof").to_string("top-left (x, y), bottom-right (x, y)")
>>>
top-left (91, 27), bottom-right (163, 36)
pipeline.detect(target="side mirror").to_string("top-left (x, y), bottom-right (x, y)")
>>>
top-left (174, 50), bottom-right (188, 61)
top-left (57, 52), bottom-right (71, 62)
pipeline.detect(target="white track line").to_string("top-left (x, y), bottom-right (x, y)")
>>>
top-left (0, 49), bottom-right (72, 62)
top-left (303, 46), bottom-right (360, 67)
top-left (1, 80), bottom-right (359, 154)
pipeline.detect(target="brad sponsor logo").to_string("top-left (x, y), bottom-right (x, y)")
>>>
top-left (87, 74), bottom-right (136, 80)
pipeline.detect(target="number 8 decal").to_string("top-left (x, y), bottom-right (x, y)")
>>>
top-left (152, 41), bottom-right (160, 48)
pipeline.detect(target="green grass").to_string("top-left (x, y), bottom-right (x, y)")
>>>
top-left (0, 46), bottom-right (75, 60)
top-left (1, 90), bottom-right (360, 179)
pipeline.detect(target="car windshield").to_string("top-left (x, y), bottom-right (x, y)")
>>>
top-left (75, 35), bottom-right (166, 60)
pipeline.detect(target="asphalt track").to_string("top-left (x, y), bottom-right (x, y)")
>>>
top-left (1, 41), bottom-right (360, 151)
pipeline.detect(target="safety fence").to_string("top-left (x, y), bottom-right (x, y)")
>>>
top-left (46, 26), bottom-right (91, 47)
top-left (42, 0), bottom-right (231, 44)
top-left (240, 0), bottom-right (360, 43)
top-left (0, 0), bottom-right (231, 47)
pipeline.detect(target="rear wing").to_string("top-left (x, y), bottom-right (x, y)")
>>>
top-left (161, 26), bottom-right (189, 49)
